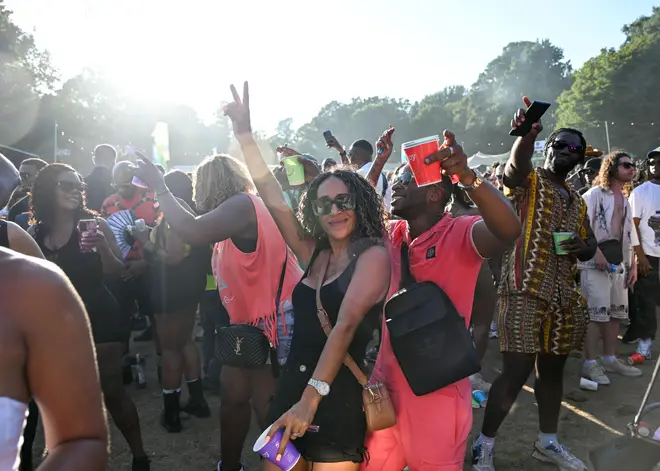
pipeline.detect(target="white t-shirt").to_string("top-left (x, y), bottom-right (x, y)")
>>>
top-left (630, 181), bottom-right (660, 258)
top-left (357, 162), bottom-right (392, 210)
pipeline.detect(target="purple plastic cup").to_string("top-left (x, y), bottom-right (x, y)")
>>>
top-left (253, 424), bottom-right (301, 471)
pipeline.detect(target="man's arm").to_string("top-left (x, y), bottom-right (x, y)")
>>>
top-left (504, 96), bottom-right (541, 189)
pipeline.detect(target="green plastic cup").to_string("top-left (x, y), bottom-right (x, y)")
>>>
top-left (282, 157), bottom-right (305, 187)
top-left (553, 232), bottom-right (574, 255)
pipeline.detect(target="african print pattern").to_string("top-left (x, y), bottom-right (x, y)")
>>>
top-left (499, 293), bottom-right (587, 355)
top-left (499, 169), bottom-right (587, 308)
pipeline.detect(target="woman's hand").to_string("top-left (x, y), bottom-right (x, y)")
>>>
top-left (224, 82), bottom-right (252, 138)
top-left (134, 152), bottom-right (166, 191)
top-left (266, 398), bottom-right (318, 461)
top-left (80, 226), bottom-right (108, 252)
top-left (131, 226), bottom-right (151, 246)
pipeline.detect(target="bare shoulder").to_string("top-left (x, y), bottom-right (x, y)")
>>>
top-left (356, 245), bottom-right (390, 270)
top-left (0, 248), bottom-right (81, 321)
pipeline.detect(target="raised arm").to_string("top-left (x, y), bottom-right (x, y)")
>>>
top-left (224, 82), bottom-right (316, 267)
top-left (366, 127), bottom-right (395, 187)
top-left (426, 131), bottom-right (522, 258)
top-left (504, 96), bottom-right (542, 189)
top-left (18, 259), bottom-right (108, 471)
top-left (134, 154), bottom-right (255, 246)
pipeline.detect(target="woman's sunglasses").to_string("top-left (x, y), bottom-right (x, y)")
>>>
top-left (550, 141), bottom-right (584, 154)
top-left (619, 162), bottom-right (635, 170)
top-left (311, 193), bottom-right (356, 216)
top-left (57, 181), bottom-right (86, 193)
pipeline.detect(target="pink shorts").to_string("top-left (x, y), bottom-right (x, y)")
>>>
top-left (361, 369), bottom-right (472, 471)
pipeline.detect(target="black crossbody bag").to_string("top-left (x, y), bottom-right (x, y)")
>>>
top-left (214, 251), bottom-right (287, 375)
top-left (383, 243), bottom-right (480, 396)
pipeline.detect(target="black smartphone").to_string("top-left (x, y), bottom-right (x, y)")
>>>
top-left (509, 101), bottom-right (551, 136)
top-left (323, 130), bottom-right (333, 143)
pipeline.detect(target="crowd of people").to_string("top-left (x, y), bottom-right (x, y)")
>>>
top-left (1, 85), bottom-right (659, 471)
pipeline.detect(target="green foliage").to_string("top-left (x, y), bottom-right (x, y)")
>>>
top-left (2, 2), bottom-right (659, 171)
top-left (556, 6), bottom-right (660, 157)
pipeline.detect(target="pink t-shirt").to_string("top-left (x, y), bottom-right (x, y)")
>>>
top-left (373, 214), bottom-right (483, 400)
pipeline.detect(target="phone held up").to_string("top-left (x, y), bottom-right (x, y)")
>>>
top-left (78, 219), bottom-right (99, 253)
top-left (509, 101), bottom-right (551, 137)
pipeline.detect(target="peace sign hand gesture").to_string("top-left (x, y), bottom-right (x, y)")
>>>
top-left (224, 81), bottom-right (252, 138)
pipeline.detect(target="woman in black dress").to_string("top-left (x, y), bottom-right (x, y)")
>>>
top-left (30, 164), bottom-right (150, 471)
top-left (132, 170), bottom-right (210, 433)
top-left (225, 83), bottom-right (391, 469)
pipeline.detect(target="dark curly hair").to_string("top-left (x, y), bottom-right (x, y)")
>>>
top-left (30, 163), bottom-right (96, 235)
top-left (297, 168), bottom-right (387, 255)
top-left (598, 151), bottom-right (634, 197)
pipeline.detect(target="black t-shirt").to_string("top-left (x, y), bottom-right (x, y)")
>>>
top-left (85, 167), bottom-right (114, 212)
top-left (0, 220), bottom-right (9, 248)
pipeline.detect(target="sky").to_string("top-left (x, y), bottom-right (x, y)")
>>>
top-left (6, 0), bottom-right (659, 133)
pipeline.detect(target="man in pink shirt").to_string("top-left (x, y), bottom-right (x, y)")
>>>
top-left (363, 131), bottom-right (522, 471)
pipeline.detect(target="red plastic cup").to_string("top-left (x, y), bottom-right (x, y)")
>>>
top-left (402, 136), bottom-right (459, 186)
top-left (628, 352), bottom-right (645, 365)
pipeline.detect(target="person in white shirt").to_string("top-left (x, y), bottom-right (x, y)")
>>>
top-left (628, 147), bottom-right (660, 358)
top-left (580, 151), bottom-right (641, 385)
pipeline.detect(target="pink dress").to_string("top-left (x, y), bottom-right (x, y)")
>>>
top-left (363, 215), bottom-right (483, 471)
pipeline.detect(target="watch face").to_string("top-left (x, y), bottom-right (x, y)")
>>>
top-left (317, 382), bottom-right (330, 396)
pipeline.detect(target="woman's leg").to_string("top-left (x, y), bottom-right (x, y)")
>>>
top-left (220, 366), bottom-right (252, 471)
top-left (249, 365), bottom-right (278, 430)
top-left (177, 305), bottom-right (210, 417)
top-left (154, 312), bottom-right (185, 432)
top-left (95, 342), bottom-right (148, 459)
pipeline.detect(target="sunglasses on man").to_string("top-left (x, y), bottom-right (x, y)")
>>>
top-left (550, 141), bottom-right (584, 154)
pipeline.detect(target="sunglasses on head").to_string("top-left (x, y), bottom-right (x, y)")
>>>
top-left (551, 141), bottom-right (584, 154)
top-left (57, 181), bottom-right (86, 193)
top-left (311, 193), bottom-right (356, 216)
top-left (393, 172), bottom-right (414, 186)
top-left (619, 162), bottom-right (635, 170)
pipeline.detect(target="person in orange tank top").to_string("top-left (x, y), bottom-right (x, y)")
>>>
top-left (134, 150), bottom-right (302, 471)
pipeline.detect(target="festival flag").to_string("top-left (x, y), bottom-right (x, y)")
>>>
top-left (152, 122), bottom-right (170, 170)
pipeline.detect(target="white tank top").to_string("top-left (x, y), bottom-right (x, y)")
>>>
top-left (0, 397), bottom-right (28, 471)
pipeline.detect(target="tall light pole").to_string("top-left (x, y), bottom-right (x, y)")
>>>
top-left (604, 121), bottom-right (611, 154)
top-left (53, 120), bottom-right (58, 162)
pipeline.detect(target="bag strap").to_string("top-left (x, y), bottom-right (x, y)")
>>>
top-left (314, 251), bottom-right (369, 388)
top-left (399, 243), bottom-right (416, 290)
top-left (275, 247), bottom-right (288, 315)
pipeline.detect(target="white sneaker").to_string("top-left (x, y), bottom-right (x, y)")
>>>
top-left (532, 441), bottom-right (586, 470)
top-left (470, 373), bottom-right (492, 394)
top-left (582, 362), bottom-right (611, 385)
top-left (602, 358), bottom-right (642, 377)
top-left (638, 339), bottom-right (653, 360)
top-left (489, 321), bottom-right (498, 339)
top-left (472, 440), bottom-right (496, 470)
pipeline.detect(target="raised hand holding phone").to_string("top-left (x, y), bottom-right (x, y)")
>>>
top-left (509, 96), bottom-right (547, 138)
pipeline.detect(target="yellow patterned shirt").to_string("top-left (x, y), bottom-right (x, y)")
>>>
top-left (498, 168), bottom-right (587, 308)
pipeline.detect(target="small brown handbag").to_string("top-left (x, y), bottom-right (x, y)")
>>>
top-left (314, 251), bottom-right (397, 432)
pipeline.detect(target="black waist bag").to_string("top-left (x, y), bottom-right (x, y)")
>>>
top-left (214, 249), bottom-right (287, 375)
top-left (384, 243), bottom-right (480, 396)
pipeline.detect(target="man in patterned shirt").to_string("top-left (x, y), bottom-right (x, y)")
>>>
top-left (472, 98), bottom-right (597, 471)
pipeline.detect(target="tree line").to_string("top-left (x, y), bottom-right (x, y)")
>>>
top-left (1, 1), bottom-right (659, 174)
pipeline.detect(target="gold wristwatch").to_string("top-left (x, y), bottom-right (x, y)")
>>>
top-left (458, 170), bottom-right (484, 192)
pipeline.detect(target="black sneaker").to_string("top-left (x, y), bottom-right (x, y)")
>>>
top-left (161, 392), bottom-right (182, 433)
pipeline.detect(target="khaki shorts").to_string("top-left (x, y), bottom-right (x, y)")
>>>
top-left (580, 269), bottom-right (628, 323)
